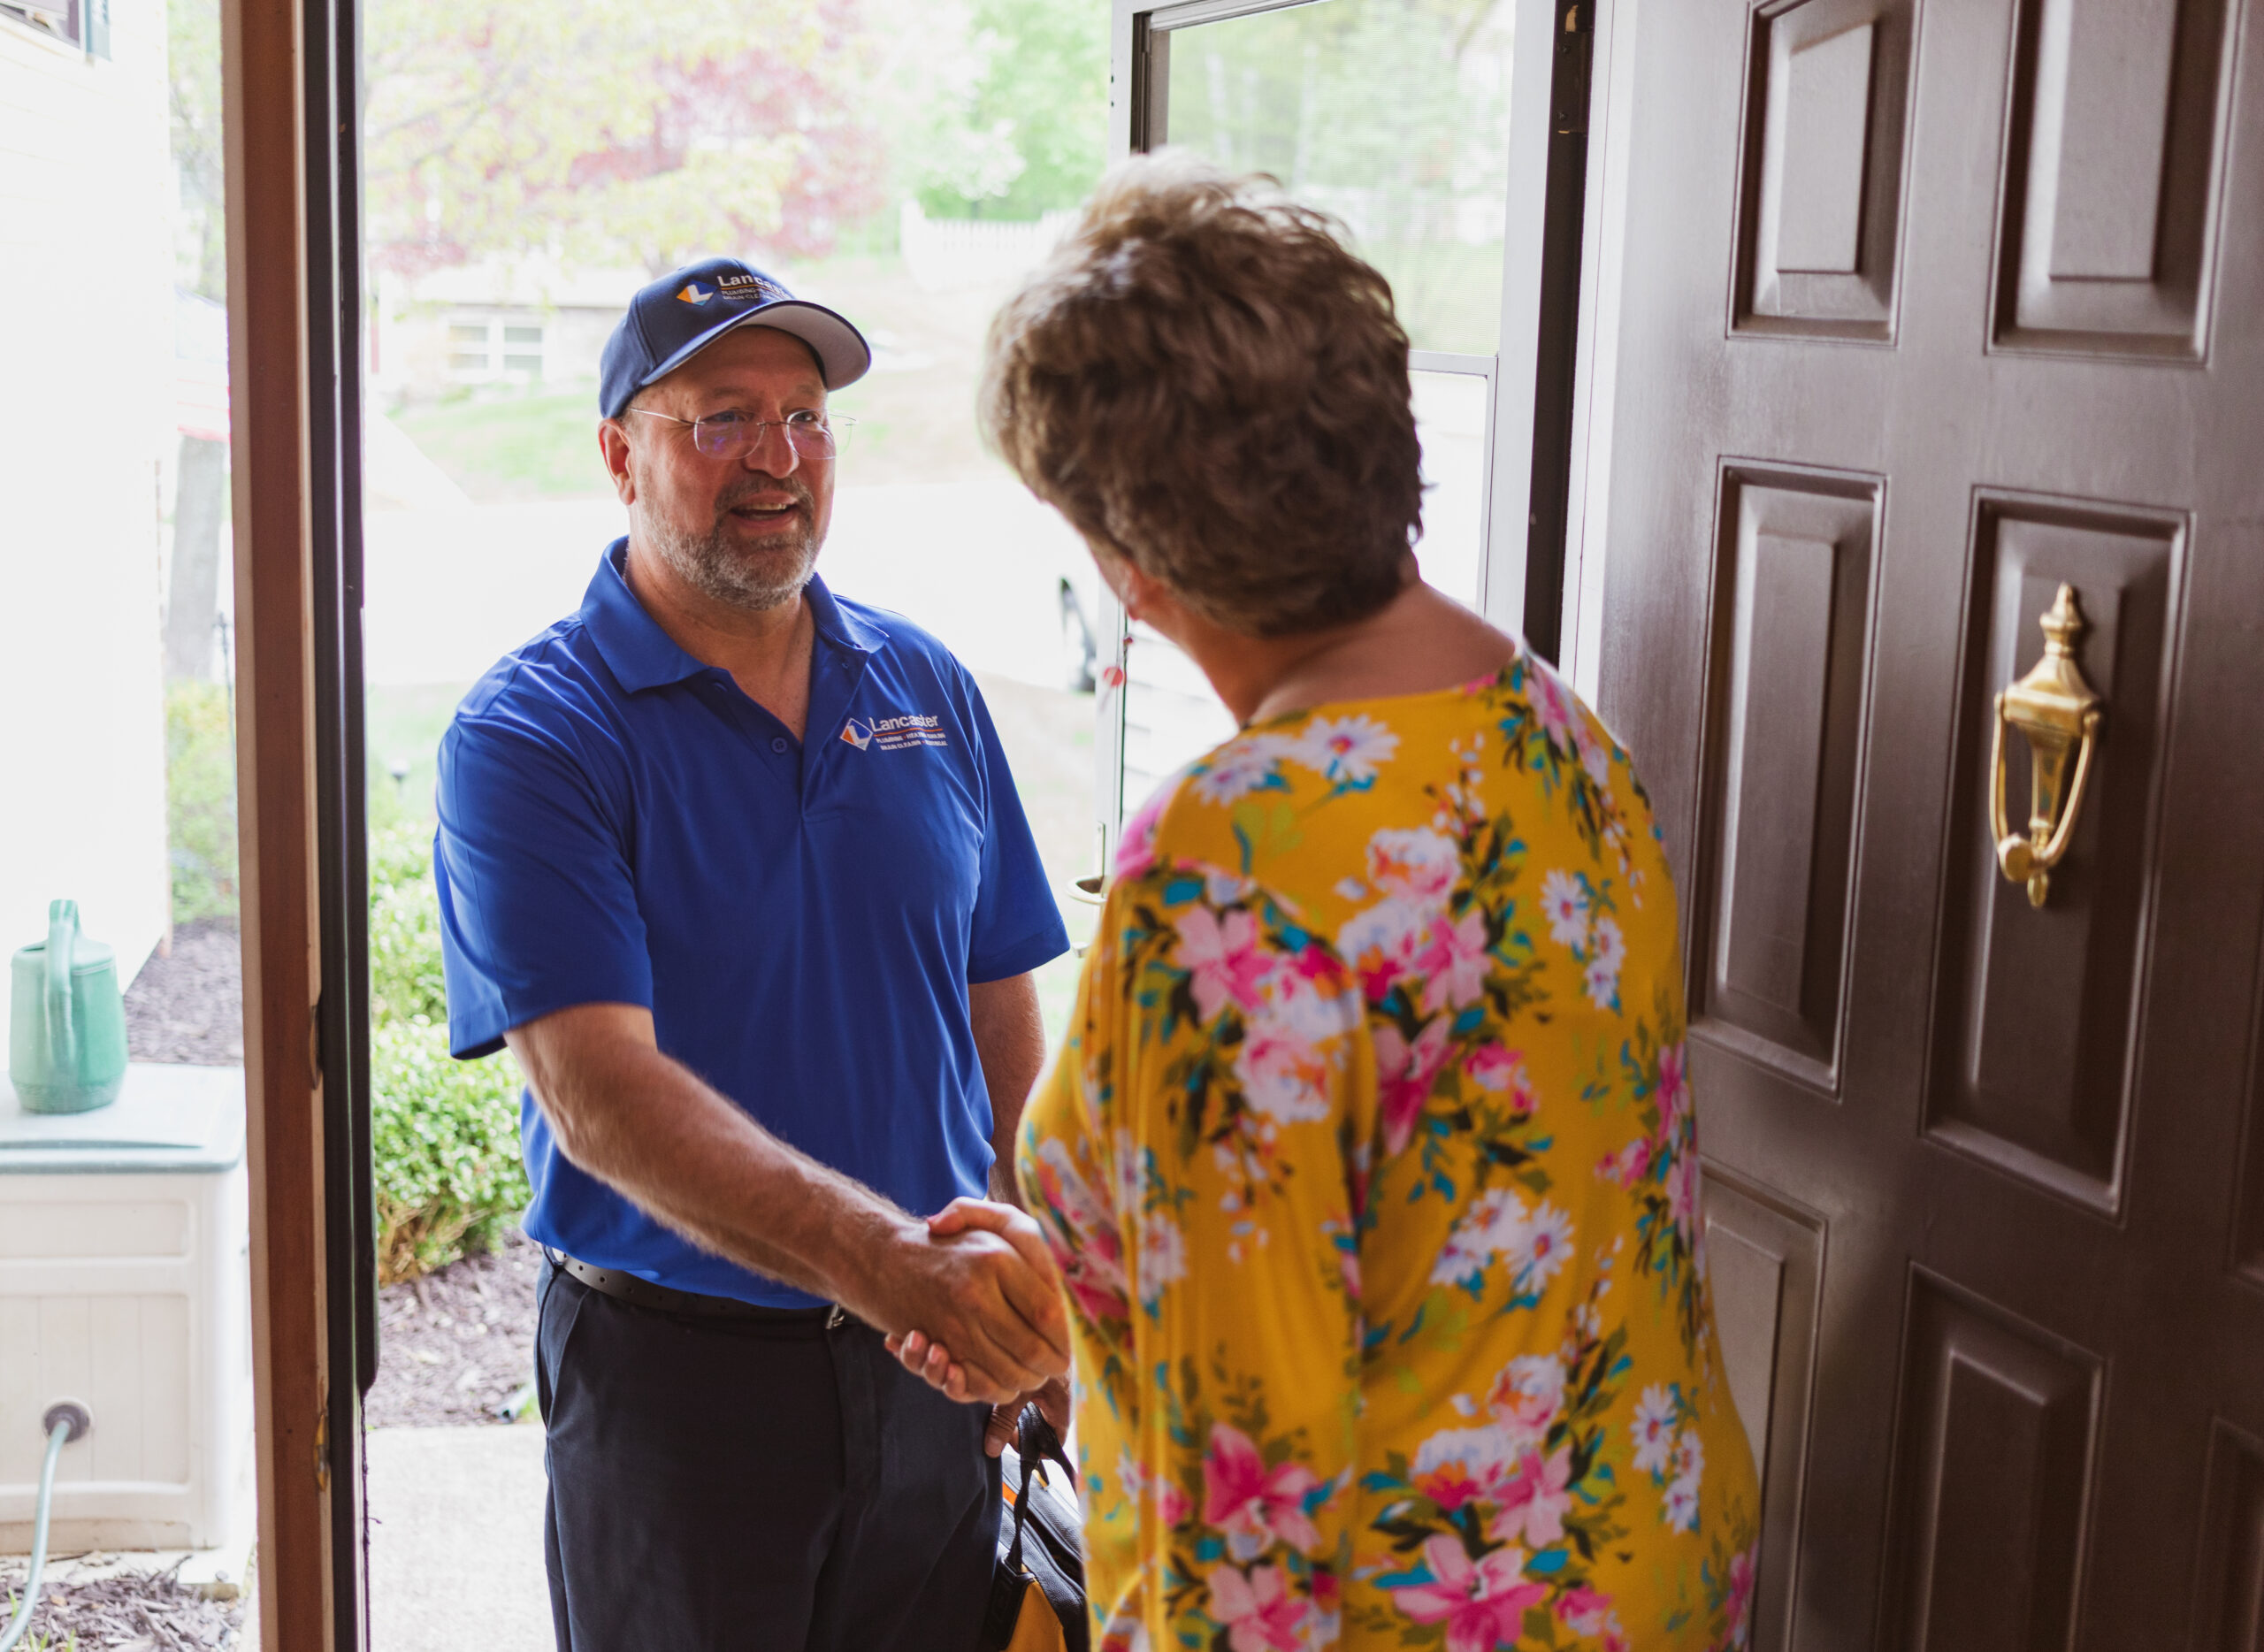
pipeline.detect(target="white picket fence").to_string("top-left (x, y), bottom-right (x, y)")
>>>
top-left (899, 200), bottom-right (1078, 294)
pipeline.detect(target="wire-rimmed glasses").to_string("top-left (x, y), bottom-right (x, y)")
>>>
top-left (631, 408), bottom-right (854, 462)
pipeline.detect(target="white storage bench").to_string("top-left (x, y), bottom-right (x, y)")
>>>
top-left (0, 1063), bottom-right (251, 1553)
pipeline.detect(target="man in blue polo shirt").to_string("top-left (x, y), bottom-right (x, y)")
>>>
top-left (433, 257), bottom-right (1074, 1650)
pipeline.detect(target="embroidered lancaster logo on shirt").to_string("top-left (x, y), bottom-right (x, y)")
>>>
top-left (842, 714), bottom-right (946, 753)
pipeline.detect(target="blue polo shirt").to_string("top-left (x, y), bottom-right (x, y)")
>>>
top-left (433, 541), bottom-right (1070, 1306)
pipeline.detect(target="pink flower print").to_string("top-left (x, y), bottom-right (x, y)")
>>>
top-left (1722, 1542), bottom-right (1758, 1647)
top-left (1488, 1445), bottom-right (1574, 1549)
top-left (1175, 906), bottom-right (1272, 1023)
top-left (1373, 1017), bottom-right (1451, 1156)
top-left (1390, 1535), bottom-right (1546, 1652)
top-left (1556, 1585), bottom-right (1617, 1638)
top-left (1207, 1564), bottom-right (1307, 1652)
top-left (1576, 716), bottom-right (1613, 788)
top-left (1202, 1423), bottom-right (1325, 1560)
top-left (1337, 897), bottom-right (1427, 1004)
top-left (1656, 1040), bottom-right (1691, 1134)
top-left (1114, 784), bottom-right (1172, 879)
top-left (1365, 826), bottom-right (1461, 902)
top-left (1416, 909), bottom-right (1493, 1014)
top-left (1158, 1480), bottom-right (1194, 1527)
top-left (1597, 1136), bottom-right (1650, 1187)
top-left (1527, 665), bottom-right (1582, 759)
top-left (1667, 1148), bottom-right (1702, 1239)
top-left (1465, 1044), bottom-right (1536, 1115)
top-left (1413, 1460), bottom-right (1484, 1513)
top-left (1484, 1354), bottom-right (1565, 1445)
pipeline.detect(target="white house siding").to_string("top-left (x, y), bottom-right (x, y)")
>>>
top-left (0, 12), bottom-right (176, 996)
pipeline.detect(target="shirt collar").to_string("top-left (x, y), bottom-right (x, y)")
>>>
top-left (580, 539), bottom-right (882, 693)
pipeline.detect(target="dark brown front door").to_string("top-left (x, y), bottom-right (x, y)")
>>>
top-left (1595, 1), bottom-right (2264, 1648)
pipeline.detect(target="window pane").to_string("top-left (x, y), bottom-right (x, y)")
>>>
top-left (501, 325), bottom-right (542, 344)
top-left (1161, 0), bottom-right (1516, 355)
top-left (1410, 367), bottom-right (1488, 610)
top-left (447, 323), bottom-right (488, 343)
top-left (501, 353), bottom-right (543, 371)
top-left (447, 351), bottom-right (489, 371)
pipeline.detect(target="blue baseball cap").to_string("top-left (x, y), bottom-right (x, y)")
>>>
top-left (600, 256), bottom-right (871, 418)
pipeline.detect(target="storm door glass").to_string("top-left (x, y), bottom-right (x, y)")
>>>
top-left (1115, 0), bottom-right (1515, 811)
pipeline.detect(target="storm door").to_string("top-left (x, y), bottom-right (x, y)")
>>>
top-left (1591, 1), bottom-right (2264, 1648)
top-left (1091, 0), bottom-right (1573, 853)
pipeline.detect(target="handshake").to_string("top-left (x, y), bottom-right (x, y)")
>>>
top-left (857, 1197), bottom-right (1074, 1453)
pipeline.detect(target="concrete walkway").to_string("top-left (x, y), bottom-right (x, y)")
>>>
top-left (366, 1425), bottom-right (551, 1652)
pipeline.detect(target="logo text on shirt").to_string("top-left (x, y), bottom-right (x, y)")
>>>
top-left (842, 713), bottom-right (946, 753)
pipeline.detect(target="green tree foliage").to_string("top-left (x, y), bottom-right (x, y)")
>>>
top-left (165, 683), bottom-right (238, 922)
top-left (1161, 0), bottom-right (1516, 352)
top-left (369, 826), bottom-right (530, 1281)
top-left (167, 0), bottom-right (226, 298)
top-left (363, 0), bottom-right (889, 276)
top-left (908, 0), bottom-right (1108, 218)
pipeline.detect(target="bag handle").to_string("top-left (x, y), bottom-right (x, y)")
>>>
top-left (1005, 1403), bottom-right (1075, 1576)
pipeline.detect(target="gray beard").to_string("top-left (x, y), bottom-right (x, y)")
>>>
top-left (642, 500), bottom-right (820, 613)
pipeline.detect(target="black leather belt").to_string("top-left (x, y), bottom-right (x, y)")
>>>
top-left (547, 1249), bottom-right (847, 1327)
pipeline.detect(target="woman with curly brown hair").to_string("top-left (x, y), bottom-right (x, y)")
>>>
top-left (894, 153), bottom-right (1761, 1652)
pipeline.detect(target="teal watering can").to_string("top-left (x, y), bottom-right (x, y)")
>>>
top-left (9, 899), bottom-right (128, 1114)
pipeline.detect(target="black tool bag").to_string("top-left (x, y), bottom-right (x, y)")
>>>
top-left (979, 1403), bottom-right (1089, 1652)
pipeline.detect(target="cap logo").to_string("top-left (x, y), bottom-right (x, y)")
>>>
top-left (717, 271), bottom-right (785, 303)
top-left (677, 281), bottom-right (716, 305)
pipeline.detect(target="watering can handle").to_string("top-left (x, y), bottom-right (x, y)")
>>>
top-left (44, 899), bottom-right (78, 1077)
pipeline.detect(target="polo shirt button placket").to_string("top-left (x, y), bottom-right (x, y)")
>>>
top-left (771, 737), bottom-right (789, 753)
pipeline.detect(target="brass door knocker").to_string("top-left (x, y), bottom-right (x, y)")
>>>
top-left (1989, 584), bottom-right (2104, 907)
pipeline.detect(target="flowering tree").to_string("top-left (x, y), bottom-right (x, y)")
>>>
top-left (363, 0), bottom-right (889, 277)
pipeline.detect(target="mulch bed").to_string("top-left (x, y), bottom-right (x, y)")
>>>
top-left (0, 1558), bottom-right (242, 1651)
top-left (122, 922), bottom-right (244, 1067)
top-left (365, 1229), bottom-right (544, 1429)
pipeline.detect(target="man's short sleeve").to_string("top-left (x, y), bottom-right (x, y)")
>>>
top-left (435, 707), bottom-right (653, 1059)
top-left (962, 680), bottom-right (1073, 983)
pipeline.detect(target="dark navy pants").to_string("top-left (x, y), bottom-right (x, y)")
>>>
top-left (534, 1259), bottom-right (1001, 1650)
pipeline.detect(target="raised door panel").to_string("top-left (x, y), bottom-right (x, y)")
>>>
top-left (1732, 0), bottom-right (1918, 338)
top-left (1689, 465), bottom-right (1876, 1090)
top-left (1927, 494), bottom-right (2182, 1212)
top-left (1700, 1167), bottom-right (1824, 1652)
top-left (2193, 1423), bottom-right (2264, 1652)
top-left (1880, 1273), bottom-right (2101, 1652)
top-left (1992, 0), bottom-right (2238, 356)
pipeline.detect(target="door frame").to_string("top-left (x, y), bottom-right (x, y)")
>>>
top-left (223, 0), bottom-right (375, 1642)
top-left (1095, 0), bottom-right (1602, 860)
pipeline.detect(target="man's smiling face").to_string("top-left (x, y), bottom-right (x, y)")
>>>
top-left (612, 325), bottom-right (837, 613)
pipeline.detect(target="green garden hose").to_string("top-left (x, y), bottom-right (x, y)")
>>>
top-left (0, 1403), bottom-right (91, 1652)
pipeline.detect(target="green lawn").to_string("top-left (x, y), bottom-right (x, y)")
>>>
top-left (392, 388), bottom-right (610, 501)
top-left (365, 681), bottom-right (470, 836)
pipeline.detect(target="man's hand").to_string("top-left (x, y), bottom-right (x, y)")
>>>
top-left (507, 1007), bottom-right (1067, 1403)
top-left (846, 1202), bottom-right (1070, 1405)
top-left (881, 1198), bottom-right (1076, 1420)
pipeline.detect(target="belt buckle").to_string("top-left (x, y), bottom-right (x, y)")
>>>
top-left (824, 1304), bottom-right (845, 1330)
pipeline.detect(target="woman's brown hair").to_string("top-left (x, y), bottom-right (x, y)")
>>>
top-left (979, 151), bottom-right (1422, 638)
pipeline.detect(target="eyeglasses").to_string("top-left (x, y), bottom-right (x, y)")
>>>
top-left (631, 408), bottom-right (854, 462)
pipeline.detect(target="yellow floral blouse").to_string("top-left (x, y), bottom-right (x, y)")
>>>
top-left (1017, 656), bottom-right (1761, 1652)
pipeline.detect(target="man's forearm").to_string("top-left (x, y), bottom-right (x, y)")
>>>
top-left (970, 972), bottom-right (1047, 1207)
top-left (516, 1026), bottom-right (914, 1306)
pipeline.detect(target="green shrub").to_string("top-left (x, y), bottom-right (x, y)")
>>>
top-left (368, 822), bottom-right (530, 1281)
top-left (166, 680), bottom-right (239, 922)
